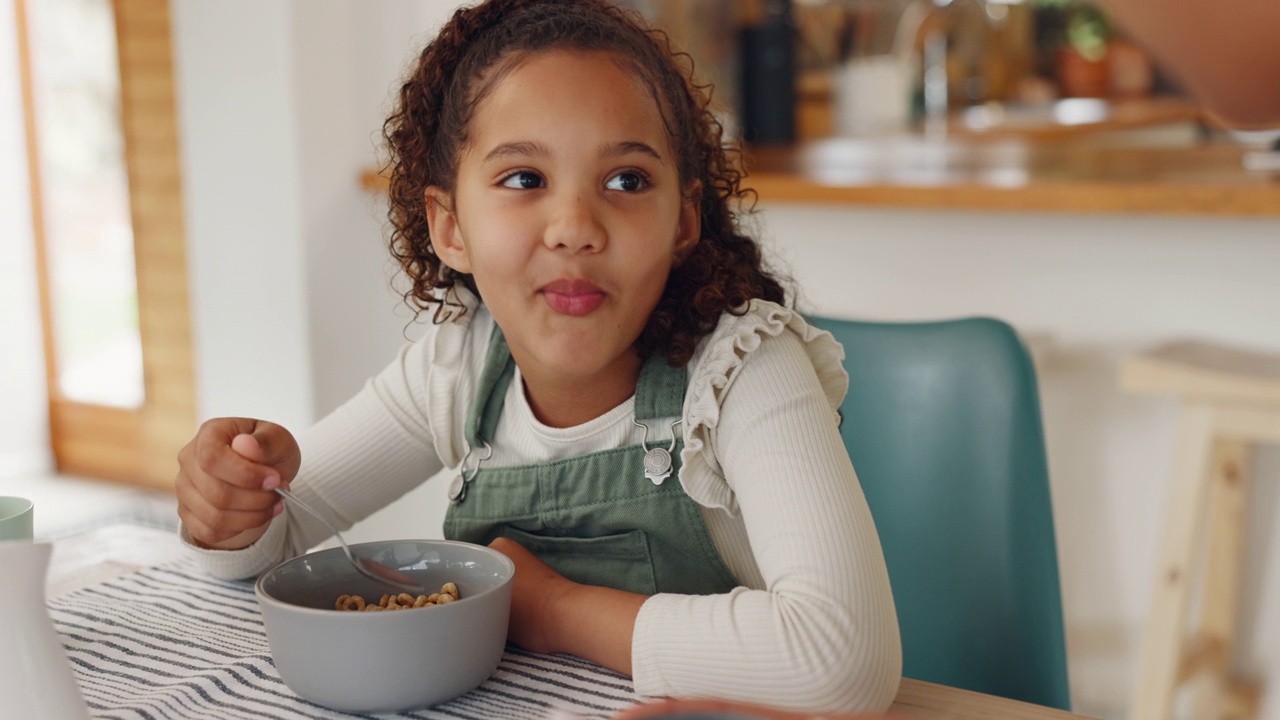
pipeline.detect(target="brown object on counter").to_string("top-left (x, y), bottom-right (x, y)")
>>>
top-left (1056, 47), bottom-right (1110, 99)
top-left (1107, 41), bottom-right (1154, 98)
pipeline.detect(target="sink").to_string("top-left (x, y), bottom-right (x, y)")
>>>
top-left (961, 98), bottom-right (1114, 130)
top-left (957, 97), bottom-right (1203, 148)
top-left (797, 135), bottom-right (1032, 187)
top-left (794, 97), bottom-right (1204, 187)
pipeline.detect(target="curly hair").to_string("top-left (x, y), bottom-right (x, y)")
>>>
top-left (382, 0), bottom-right (787, 366)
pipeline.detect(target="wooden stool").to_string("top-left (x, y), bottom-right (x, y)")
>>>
top-left (1121, 340), bottom-right (1280, 720)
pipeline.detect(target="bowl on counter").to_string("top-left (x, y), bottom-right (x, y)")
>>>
top-left (255, 539), bottom-right (515, 713)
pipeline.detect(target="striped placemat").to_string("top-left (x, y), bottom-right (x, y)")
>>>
top-left (49, 558), bottom-right (640, 719)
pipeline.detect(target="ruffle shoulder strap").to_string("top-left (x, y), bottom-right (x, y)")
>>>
top-left (678, 300), bottom-right (849, 515)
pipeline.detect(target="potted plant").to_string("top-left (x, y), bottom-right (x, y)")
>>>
top-left (1035, 0), bottom-right (1113, 97)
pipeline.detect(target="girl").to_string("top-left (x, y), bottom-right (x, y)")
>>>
top-left (176, 0), bottom-right (901, 713)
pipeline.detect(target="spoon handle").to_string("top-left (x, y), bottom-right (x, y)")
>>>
top-left (274, 488), bottom-right (350, 553)
top-left (272, 487), bottom-right (425, 594)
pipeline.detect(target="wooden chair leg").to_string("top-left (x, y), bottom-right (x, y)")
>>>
top-left (1225, 681), bottom-right (1262, 719)
top-left (1130, 404), bottom-right (1216, 720)
top-left (1190, 439), bottom-right (1254, 720)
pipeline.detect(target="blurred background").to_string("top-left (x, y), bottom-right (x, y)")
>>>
top-left (1, 2), bottom-right (1278, 719)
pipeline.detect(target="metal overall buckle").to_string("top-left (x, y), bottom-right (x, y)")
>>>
top-left (634, 417), bottom-right (681, 486)
top-left (448, 441), bottom-right (493, 504)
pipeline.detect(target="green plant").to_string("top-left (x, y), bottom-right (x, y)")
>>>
top-left (1034, 0), bottom-right (1112, 60)
top-left (1065, 3), bottom-right (1111, 61)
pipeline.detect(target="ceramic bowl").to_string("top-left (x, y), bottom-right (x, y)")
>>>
top-left (255, 539), bottom-right (514, 713)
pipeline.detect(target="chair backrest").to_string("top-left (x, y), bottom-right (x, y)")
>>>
top-left (809, 315), bottom-right (1071, 711)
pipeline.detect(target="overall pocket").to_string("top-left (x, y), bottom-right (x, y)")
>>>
top-left (501, 526), bottom-right (657, 596)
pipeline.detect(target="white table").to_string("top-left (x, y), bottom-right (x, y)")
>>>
top-left (48, 524), bottom-right (1096, 719)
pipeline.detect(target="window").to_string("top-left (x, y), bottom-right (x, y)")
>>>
top-left (17, 0), bottom-right (195, 487)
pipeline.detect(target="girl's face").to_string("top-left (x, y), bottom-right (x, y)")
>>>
top-left (427, 50), bottom-right (699, 402)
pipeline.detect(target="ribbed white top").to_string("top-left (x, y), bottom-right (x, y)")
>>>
top-left (183, 300), bottom-right (901, 714)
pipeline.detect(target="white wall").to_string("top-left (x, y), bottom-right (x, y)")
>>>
top-left (0, 0), bottom-right (52, 478)
top-left (289, 0), bottom-right (445, 415)
top-left (167, 3), bottom-right (1280, 719)
top-left (171, 1), bottom-right (314, 429)
top-left (287, 0), bottom-right (454, 542)
top-left (172, 0), bottom-right (456, 428)
top-left (755, 206), bottom-right (1280, 720)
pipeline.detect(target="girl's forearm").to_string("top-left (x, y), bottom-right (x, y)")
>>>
top-left (549, 583), bottom-right (647, 675)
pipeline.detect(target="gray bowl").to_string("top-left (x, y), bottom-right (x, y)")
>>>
top-left (255, 539), bottom-right (514, 713)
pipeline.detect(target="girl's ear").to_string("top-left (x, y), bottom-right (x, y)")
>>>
top-left (673, 180), bottom-right (702, 266)
top-left (426, 186), bottom-right (472, 273)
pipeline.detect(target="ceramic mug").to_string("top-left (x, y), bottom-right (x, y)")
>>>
top-left (833, 55), bottom-right (916, 136)
top-left (0, 496), bottom-right (34, 541)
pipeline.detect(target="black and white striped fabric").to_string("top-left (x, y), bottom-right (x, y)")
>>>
top-left (49, 558), bottom-right (640, 719)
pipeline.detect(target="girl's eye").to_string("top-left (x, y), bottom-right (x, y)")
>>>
top-left (500, 171), bottom-right (544, 190)
top-left (605, 171), bottom-right (648, 192)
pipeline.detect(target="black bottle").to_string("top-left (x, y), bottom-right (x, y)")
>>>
top-left (739, 0), bottom-right (796, 145)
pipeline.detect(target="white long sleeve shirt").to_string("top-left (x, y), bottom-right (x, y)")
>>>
top-left (183, 298), bottom-right (902, 714)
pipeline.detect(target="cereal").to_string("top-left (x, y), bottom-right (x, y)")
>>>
top-left (332, 582), bottom-right (461, 612)
top-left (334, 594), bottom-right (366, 611)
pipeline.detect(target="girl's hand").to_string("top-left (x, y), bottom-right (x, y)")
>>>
top-left (487, 536), bottom-right (574, 655)
top-left (613, 697), bottom-right (892, 719)
top-left (176, 418), bottom-right (301, 550)
top-left (487, 536), bottom-right (648, 674)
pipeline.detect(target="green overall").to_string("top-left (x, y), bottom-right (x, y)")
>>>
top-left (443, 328), bottom-right (740, 596)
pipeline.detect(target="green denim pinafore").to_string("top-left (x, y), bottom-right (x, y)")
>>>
top-left (443, 328), bottom-right (739, 596)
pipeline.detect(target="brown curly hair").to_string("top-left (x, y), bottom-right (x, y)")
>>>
top-left (382, 0), bottom-right (787, 366)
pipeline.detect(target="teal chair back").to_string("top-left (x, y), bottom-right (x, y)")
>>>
top-left (809, 315), bottom-right (1070, 710)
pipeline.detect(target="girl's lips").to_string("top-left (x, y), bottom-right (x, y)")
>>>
top-left (540, 279), bottom-right (606, 316)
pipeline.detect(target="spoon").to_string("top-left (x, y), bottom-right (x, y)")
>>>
top-left (272, 487), bottom-right (426, 595)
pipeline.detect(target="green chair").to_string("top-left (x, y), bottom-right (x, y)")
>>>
top-left (809, 315), bottom-right (1071, 711)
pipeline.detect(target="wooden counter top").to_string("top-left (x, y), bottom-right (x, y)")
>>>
top-left (740, 140), bottom-right (1280, 217)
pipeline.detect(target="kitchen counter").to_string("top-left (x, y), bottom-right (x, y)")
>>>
top-left (742, 140), bottom-right (1280, 217)
top-left (359, 97), bottom-right (1280, 217)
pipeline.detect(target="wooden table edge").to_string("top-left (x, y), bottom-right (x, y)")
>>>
top-left (892, 678), bottom-right (1097, 719)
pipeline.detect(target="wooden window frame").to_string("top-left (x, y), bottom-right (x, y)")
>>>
top-left (16, 0), bottom-right (196, 489)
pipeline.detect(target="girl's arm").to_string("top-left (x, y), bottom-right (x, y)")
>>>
top-left (185, 339), bottom-right (446, 579)
top-left (628, 327), bottom-right (901, 714)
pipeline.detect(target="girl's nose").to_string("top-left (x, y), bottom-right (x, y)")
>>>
top-left (544, 192), bottom-right (606, 254)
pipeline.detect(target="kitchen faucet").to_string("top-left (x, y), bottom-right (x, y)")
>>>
top-left (896, 0), bottom-right (1002, 124)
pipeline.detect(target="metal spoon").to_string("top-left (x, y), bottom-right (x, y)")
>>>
top-left (273, 487), bottom-right (426, 595)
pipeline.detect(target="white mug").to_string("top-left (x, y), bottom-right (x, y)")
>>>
top-left (834, 55), bottom-right (916, 136)
top-left (0, 496), bottom-right (34, 541)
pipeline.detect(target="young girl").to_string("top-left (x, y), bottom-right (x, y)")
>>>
top-left (175, 0), bottom-right (901, 713)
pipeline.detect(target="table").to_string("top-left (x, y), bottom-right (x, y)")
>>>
top-left (47, 525), bottom-right (1096, 719)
